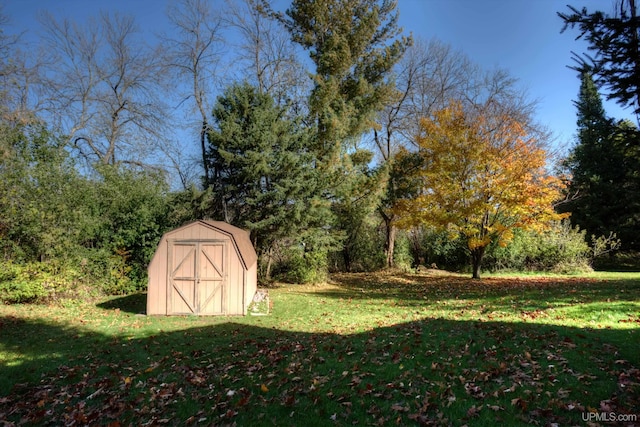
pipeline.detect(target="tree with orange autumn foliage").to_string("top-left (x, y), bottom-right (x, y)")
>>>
top-left (395, 101), bottom-right (568, 279)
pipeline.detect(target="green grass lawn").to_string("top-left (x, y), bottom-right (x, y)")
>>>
top-left (1, 271), bottom-right (639, 426)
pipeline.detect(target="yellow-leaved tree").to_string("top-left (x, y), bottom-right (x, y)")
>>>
top-left (395, 101), bottom-right (568, 279)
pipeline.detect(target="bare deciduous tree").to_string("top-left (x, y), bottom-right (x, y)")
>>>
top-left (39, 11), bottom-right (169, 167)
top-left (374, 37), bottom-right (542, 268)
top-left (225, 0), bottom-right (310, 110)
top-left (374, 38), bottom-right (477, 267)
top-left (374, 38), bottom-right (476, 161)
top-left (0, 6), bottom-right (46, 126)
top-left (162, 0), bottom-right (225, 184)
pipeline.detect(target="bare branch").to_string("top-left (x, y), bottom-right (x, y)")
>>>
top-left (161, 0), bottom-right (226, 183)
top-left (38, 11), bottom-right (170, 168)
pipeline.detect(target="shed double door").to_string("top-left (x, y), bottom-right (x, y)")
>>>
top-left (168, 240), bottom-right (228, 315)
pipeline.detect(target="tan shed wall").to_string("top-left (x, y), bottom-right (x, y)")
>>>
top-left (225, 239), bottom-right (245, 315)
top-left (147, 221), bottom-right (257, 316)
top-left (147, 236), bottom-right (168, 315)
top-left (244, 262), bottom-right (257, 315)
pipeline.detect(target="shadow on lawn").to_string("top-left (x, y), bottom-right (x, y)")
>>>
top-left (1, 311), bottom-right (638, 426)
top-left (97, 292), bottom-right (147, 314)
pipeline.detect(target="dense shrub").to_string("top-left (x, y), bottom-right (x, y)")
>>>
top-left (0, 278), bottom-right (46, 304)
top-left (392, 230), bottom-right (415, 271)
top-left (593, 250), bottom-right (640, 271)
top-left (274, 246), bottom-right (329, 284)
top-left (415, 227), bottom-right (469, 271)
top-left (484, 220), bottom-right (592, 273)
top-left (329, 220), bottom-right (386, 272)
top-left (0, 261), bottom-right (89, 303)
top-left (92, 166), bottom-right (171, 291)
top-left (0, 124), bottom-right (174, 302)
top-left (0, 262), bottom-right (45, 303)
top-left (397, 221), bottom-right (594, 275)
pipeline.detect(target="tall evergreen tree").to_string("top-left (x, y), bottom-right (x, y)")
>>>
top-left (560, 2), bottom-right (640, 249)
top-left (563, 72), bottom-right (615, 235)
top-left (274, 0), bottom-right (412, 161)
top-left (267, 0), bottom-right (411, 273)
top-left (205, 82), bottom-right (332, 279)
top-left (563, 72), bottom-right (640, 249)
top-left (559, 0), bottom-right (640, 118)
top-left (332, 149), bottom-right (389, 272)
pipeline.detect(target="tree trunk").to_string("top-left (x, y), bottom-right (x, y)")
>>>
top-left (380, 210), bottom-right (396, 268)
top-left (342, 247), bottom-right (352, 272)
top-left (471, 247), bottom-right (486, 279)
top-left (386, 222), bottom-right (397, 268)
top-left (265, 246), bottom-right (273, 282)
top-left (201, 120), bottom-right (210, 182)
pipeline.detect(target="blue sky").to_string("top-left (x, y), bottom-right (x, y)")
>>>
top-left (397, 0), bottom-right (636, 150)
top-left (4, 0), bottom-right (636, 154)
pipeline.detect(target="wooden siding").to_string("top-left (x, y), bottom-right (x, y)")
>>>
top-left (147, 221), bottom-right (257, 316)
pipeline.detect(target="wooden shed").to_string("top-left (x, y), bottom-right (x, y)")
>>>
top-left (147, 220), bottom-right (258, 316)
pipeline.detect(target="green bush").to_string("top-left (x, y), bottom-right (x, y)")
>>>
top-left (405, 221), bottom-right (593, 275)
top-left (418, 227), bottom-right (468, 271)
top-left (0, 262), bottom-right (45, 303)
top-left (93, 165), bottom-right (170, 288)
top-left (0, 261), bottom-right (86, 303)
top-left (0, 261), bottom-right (19, 283)
top-left (329, 221), bottom-right (386, 272)
top-left (350, 223), bottom-right (386, 272)
top-left (392, 230), bottom-right (414, 272)
top-left (0, 125), bottom-right (173, 302)
top-left (485, 220), bottom-right (592, 273)
top-left (274, 246), bottom-right (328, 284)
top-left (0, 279), bottom-right (46, 304)
top-left (593, 250), bottom-right (640, 271)
top-left (102, 249), bottom-right (137, 295)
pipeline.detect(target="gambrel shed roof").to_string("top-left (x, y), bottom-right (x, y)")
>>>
top-left (147, 220), bottom-right (257, 316)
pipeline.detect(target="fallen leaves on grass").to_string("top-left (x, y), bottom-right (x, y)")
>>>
top-left (1, 272), bottom-right (638, 426)
top-left (2, 320), bottom-right (637, 426)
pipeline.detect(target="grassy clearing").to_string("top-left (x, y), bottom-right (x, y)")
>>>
top-left (1, 271), bottom-right (639, 426)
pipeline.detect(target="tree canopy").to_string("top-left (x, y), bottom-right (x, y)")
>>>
top-left (275, 0), bottom-right (412, 160)
top-left (0, 0), bottom-right (609, 297)
top-left (559, 0), bottom-right (640, 118)
top-left (205, 82), bottom-right (333, 279)
top-left (562, 72), bottom-right (640, 249)
top-left (395, 101), bottom-right (567, 278)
